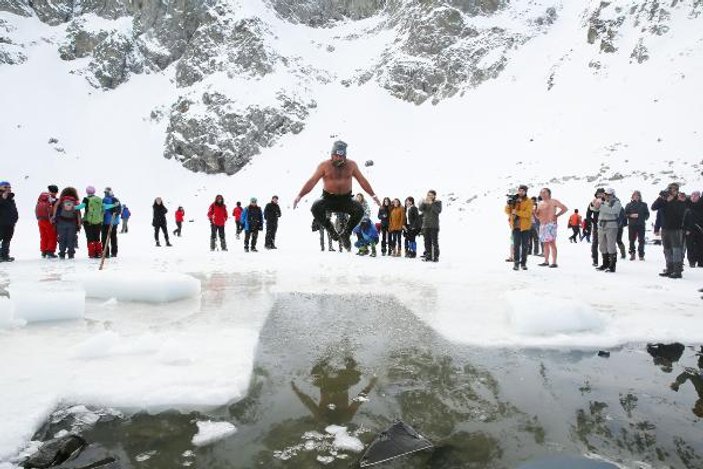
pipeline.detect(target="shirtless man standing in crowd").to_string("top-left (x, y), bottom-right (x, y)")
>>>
top-left (294, 140), bottom-right (380, 251)
top-left (536, 187), bottom-right (568, 268)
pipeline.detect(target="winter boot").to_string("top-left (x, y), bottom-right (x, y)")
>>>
top-left (156, 241), bottom-right (161, 247)
top-left (668, 263), bottom-right (683, 279)
top-left (340, 232), bottom-right (351, 251)
top-left (357, 246), bottom-right (369, 256)
top-left (210, 238), bottom-right (216, 251)
top-left (166, 238), bottom-right (172, 247)
top-left (659, 263), bottom-right (673, 277)
top-left (630, 252), bottom-right (636, 261)
top-left (328, 245), bottom-right (336, 252)
top-left (596, 254), bottom-right (609, 271)
top-left (221, 239), bottom-right (227, 251)
top-left (41, 252), bottom-right (47, 258)
top-left (46, 252), bottom-right (57, 259)
top-left (370, 244), bottom-right (377, 257)
top-left (606, 255), bottom-right (617, 273)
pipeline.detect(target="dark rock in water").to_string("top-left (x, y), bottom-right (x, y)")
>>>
top-left (597, 351), bottom-right (610, 358)
top-left (32, 406), bottom-right (122, 443)
top-left (21, 435), bottom-right (86, 468)
top-left (53, 444), bottom-right (121, 469)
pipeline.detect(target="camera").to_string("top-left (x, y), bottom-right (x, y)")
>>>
top-left (506, 194), bottom-right (520, 206)
top-left (659, 190), bottom-right (669, 198)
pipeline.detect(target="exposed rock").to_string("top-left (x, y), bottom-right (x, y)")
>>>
top-left (165, 92), bottom-right (313, 175)
top-left (59, 19), bottom-right (110, 61)
top-left (176, 15), bottom-right (278, 88)
top-left (0, 18), bottom-right (27, 65)
top-left (0, 0), bottom-right (33, 17)
top-left (88, 31), bottom-right (144, 89)
top-left (267, 0), bottom-right (386, 27)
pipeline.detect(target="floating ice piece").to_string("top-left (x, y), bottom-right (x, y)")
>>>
top-left (325, 425), bottom-right (364, 453)
top-left (505, 290), bottom-right (605, 336)
top-left (191, 421), bottom-right (237, 447)
top-left (8, 284), bottom-right (85, 323)
top-left (80, 271), bottom-right (201, 303)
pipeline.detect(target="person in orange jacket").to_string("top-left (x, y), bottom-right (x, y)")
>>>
top-left (505, 185), bottom-right (534, 271)
top-left (568, 209), bottom-right (583, 243)
top-left (388, 198), bottom-right (406, 257)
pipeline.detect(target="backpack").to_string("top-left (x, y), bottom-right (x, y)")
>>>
top-left (59, 198), bottom-right (77, 219)
top-left (35, 193), bottom-right (53, 219)
top-left (84, 196), bottom-right (104, 225)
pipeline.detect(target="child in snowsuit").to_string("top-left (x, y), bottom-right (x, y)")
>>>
top-left (353, 218), bottom-right (379, 257)
top-left (53, 187), bottom-right (82, 259)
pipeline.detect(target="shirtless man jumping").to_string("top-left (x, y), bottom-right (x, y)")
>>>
top-left (535, 187), bottom-right (568, 268)
top-left (294, 141), bottom-right (380, 251)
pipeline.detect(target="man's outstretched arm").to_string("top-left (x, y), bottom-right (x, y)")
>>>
top-left (352, 164), bottom-right (380, 205)
top-left (294, 164), bottom-right (324, 208)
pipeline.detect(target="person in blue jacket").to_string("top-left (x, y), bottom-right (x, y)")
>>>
top-left (353, 217), bottom-right (379, 257)
top-left (241, 197), bottom-right (264, 252)
top-left (101, 187), bottom-right (121, 258)
top-left (120, 205), bottom-right (131, 233)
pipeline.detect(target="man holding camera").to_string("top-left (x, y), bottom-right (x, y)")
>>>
top-left (651, 183), bottom-right (687, 279)
top-left (504, 185), bottom-right (534, 271)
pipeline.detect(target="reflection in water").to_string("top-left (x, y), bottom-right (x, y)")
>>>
top-left (671, 347), bottom-right (703, 418)
top-left (291, 356), bottom-right (377, 425)
top-left (647, 342), bottom-right (685, 373)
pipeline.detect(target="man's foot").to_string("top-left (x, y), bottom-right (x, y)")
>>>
top-left (433, 258), bottom-right (439, 263)
top-left (41, 252), bottom-right (47, 258)
top-left (251, 248), bottom-right (258, 252)
top-left (668, 271), bottom-right (682, 279)
top-left (538, 262), bottom-right (549, 267)
top-left (59, 253), bottom-right (66, 259)
top-left (156, 242), bottom-right (161, 247)
top-left (68, 254), bottom-right (74, 259)
top-left (630, 253), bottom-right (636, 261)
top-left (521, 265), bottom-right (528, 270)
top-left (659, 271), bottom-right (670, 277)
top-left (46, 253), bottom-right (57, 259)
top-left (513, 265), bottom-right (519, 271)
top-left (639, 256), bottom-right (645, 261)
top-left (244, 246), bottom-right (249, 252)
top-left (549, 264), bottom-right (558, 268)
top-left (328, 246), bottom-right (336, 252)
top-left (166, 242), bottom-right (172, 247)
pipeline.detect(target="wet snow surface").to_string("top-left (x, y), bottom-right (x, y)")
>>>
top-left (1, 269), bottom-right (702, 467)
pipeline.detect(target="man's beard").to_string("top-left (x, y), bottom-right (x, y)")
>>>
top-left (332, 159), bottom-right (346, 167)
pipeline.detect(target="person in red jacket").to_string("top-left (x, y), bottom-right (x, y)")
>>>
top-left (173, 206), bottom-right (185, 237)
top-left (233, 201), bottom-right (243, 239)
top-left (208, 195), bottom-right (228, 251)
top-left (36, 184), bottom-right (59, 258)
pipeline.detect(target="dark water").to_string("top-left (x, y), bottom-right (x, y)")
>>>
top-left (65, 290), bottom-right (703, 468)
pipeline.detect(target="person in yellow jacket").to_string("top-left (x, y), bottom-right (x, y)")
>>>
top-left (505, 185), bottom-right (534, 270)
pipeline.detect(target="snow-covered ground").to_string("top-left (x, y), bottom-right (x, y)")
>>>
top-left (1, 0), bottom-right (702, 464)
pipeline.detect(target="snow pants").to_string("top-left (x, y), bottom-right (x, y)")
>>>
top-left (311, 191), bottom-right (364, 238)
top-left (628, 224), bottom-right (646, 258)
top-left (101, 223), bottom-right (118, 257)
top-left (423, 228), bottom-right (439, 261)
top-left (265, 222), bottom-right (278, 248)
top-left (687, 227), bottom-right (703, 267)
top-left (57, 220), bottom-right (78, 257)
top-left (154, 223), bottom-right (169, 243)
top-left (38, 218), bottom-right (57, 254)
top-left (598, 223), bottom-right (618, 255)
top-left (0, 224), bottom-right (14, 259)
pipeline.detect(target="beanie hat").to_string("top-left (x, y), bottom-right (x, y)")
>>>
top-left (250, 197), bottom-right (257, 203)
top-left (518, 184), bottom-right (528, 191)
top-left (104, 187), bottom-right (113, 195)
top-left (86, 186), bottom-right (96, 195)
top-left (0, 181), bottom-right (10, 187)
top-left (48, 185), bottom-right (59, 193)
top-left (331, 140), bottom-right (347, 156)
top-left (604, 187), bottom-right (615, 195)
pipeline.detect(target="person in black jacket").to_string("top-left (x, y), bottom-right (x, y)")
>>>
top-left (404, 197), bottom-right (422, 258)
top-left (243, 198), bottom-right (264, 252)
top-left (378, 197), bottom-right (391, 256)
top-left (651, 183), bottom-right (688, 278)
top-left (625, 190), bottom-right (650, 261)
top-left (264, 196), bottom-right (282, 249)
top-left (0, 181), bottom-right (19, 262)
top-left (686, 191), bottom-right (703, 268)
top-left (152, 197), bottom-right (171, 247)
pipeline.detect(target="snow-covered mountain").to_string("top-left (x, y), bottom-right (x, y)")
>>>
top-left (2, 0), bottom-right (701, 183)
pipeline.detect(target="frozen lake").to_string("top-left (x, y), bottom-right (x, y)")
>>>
top-left (14, 284), bottom-right (703, 468)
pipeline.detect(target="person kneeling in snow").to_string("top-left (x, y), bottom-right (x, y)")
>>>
top-left (353, 217), bottom-right (379, 257)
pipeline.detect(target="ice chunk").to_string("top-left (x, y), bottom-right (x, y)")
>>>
top-left (325, 425), bottom-right (364, 453)
top-left (191, 421), bottom-right (237, 447)
top-left (506, 290), bottom-right (605, 336)
top-left (72, 331), bottom-right (160, 359)
top-left (8, 284), bottom-right (85, 323)
top-left (79, 271), bottom-right (201, 303)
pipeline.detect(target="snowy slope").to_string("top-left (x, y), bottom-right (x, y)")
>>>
top-left (1, 0), bottom-right (703, 464)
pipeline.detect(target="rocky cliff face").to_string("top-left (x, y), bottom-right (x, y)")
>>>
top-left (1, 0), bottom-right (700, 174)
